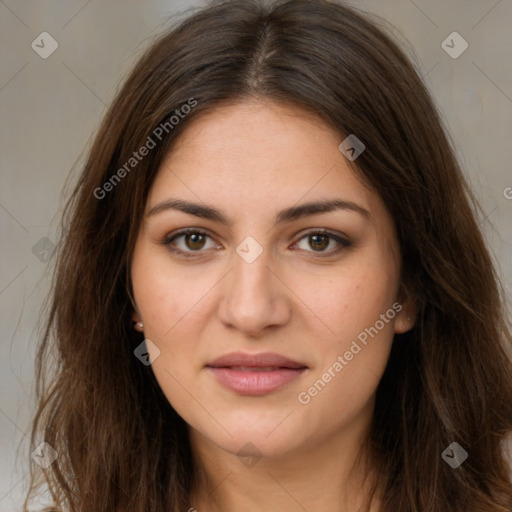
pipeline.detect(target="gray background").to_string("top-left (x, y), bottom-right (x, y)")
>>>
top-left (1, 0), bottom-right (511, 509)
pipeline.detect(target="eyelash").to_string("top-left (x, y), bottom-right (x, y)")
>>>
top-left (162, 228), bottom-right (352, 258)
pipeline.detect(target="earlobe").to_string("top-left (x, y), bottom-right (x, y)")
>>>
top-left (394, 297), bottom-right (417, 334)
top-left (131, 312), bottom-right (144, 332)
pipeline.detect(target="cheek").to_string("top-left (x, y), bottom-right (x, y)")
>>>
top-left (297, 309), bottom-right (395, 432)
top-left (131, 246), bottom-right (216, 341)
top-left (290, 254), bottom-right (399, 344)
top-left (131, 257), bottom-right (205, 420)
top-left (292, 256), bottom-right (398, 410)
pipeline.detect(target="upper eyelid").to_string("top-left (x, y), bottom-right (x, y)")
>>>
top-left (165, 228), bottom-right (217, 244)
top-left (164, 229), bottom-right (220, 252)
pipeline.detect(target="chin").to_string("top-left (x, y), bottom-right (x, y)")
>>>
top-left (191, 415), bottom-right (306, 460)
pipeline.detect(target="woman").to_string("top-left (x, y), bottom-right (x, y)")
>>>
top-left (24, 0), bottom-right (512, 511)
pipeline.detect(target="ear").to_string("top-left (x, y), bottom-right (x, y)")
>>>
top-left (131, 311), bottom-right (144, 332)
top-left (394, 288), bottom-right (417, 334)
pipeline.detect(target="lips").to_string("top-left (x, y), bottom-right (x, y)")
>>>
top-left (206, 352), bottom-right (307, 370)
top-left (206, 352), bottom-right (308, 395)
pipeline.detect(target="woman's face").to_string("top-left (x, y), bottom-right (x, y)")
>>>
top-left (131, 100), bottom-right (414, 461)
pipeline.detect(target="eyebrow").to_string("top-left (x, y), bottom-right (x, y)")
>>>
top-left (146, 198), bottom-right (371, 225)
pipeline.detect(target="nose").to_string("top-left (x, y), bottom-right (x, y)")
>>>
top-left (217, 244), bottom-right (291, 337)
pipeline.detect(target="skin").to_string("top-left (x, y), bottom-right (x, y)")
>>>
top-left (130, 99), bottom-right (416, 512)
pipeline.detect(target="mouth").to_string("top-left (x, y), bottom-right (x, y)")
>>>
top-left (206, 352), bottom-right (308, 395)
top-left (219, 366), bottom-right (296, 371)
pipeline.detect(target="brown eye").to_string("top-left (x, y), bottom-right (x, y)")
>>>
top-left (309, 234), bottom-right (330, 251)
top-left (185, 232), bottom-right (206, 250)
top-left (163, 229), bottom-right (219, 257)
top-left (294, 230), bottom-right (351, 256)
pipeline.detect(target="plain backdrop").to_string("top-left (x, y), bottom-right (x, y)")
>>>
top-left (1, 0), bottom-right (511, 509)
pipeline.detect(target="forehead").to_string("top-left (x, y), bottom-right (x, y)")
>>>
top-left (168, 99), bottom-right (339, 162)
top-left (147, 100), bottom-right (385, 227)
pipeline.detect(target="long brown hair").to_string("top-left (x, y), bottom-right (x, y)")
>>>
top-left (23, 1), bottom-right (512, 510)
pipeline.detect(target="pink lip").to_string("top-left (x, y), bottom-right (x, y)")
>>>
top-left (206, 352), bottom-right (308, 396)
